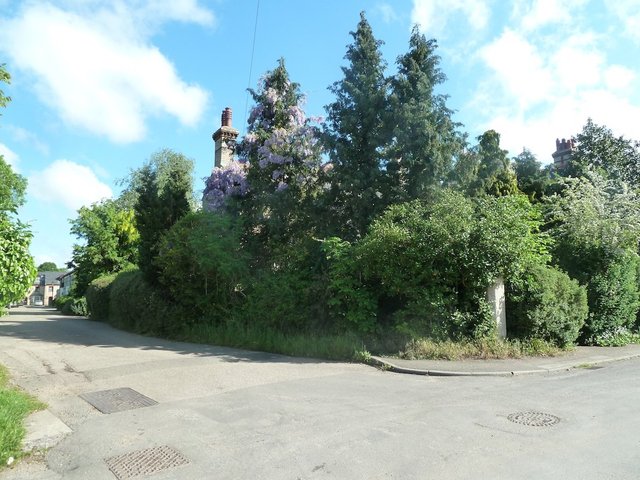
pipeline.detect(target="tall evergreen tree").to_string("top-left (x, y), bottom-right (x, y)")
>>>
top-left (323, 11), bottom-right (390, 240)
top-left (133, 150), bottom-right (194, 284)
top-left (388, 26), bottom-right (462, 200)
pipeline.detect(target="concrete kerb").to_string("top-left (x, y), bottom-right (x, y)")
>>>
top-left (368, 350), bottom-right (640, 377)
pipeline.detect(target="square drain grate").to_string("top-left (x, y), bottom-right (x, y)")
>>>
top-left (80, 387), bottom-right (158, 414)
top-left (105, 445), bottom-right (189, 479)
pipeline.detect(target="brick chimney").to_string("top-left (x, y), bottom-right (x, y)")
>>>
top-left (212, 107), bottom-right (239, 169)
top-left (552, 137), bottom-right (575, 170)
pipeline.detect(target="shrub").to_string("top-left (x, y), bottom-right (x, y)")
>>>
top-left (57, 296), bottom-right (87, 316)
top-left (85, 273), bottom-right (118, 321)
top-left (327, 190), bottom-right (550, 339)
top-left (108, 268), bottom-right (183, 336)
top-left (583, 252), bottom-right (640, 345)
top-left (507, 264), bottom-right (588, 347)
top-left (155, 211), bottom-right (249, 324)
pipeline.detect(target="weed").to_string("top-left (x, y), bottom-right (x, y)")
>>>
top-left (0, 365), bottom-right (45, 469)
top-left (399, 337), bottom-right (563, 361)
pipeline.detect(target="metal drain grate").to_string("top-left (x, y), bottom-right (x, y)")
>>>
top-left (80, 387), bottom-right (157, 414)
top-left (507, 411), bottom-right (560, 427)
top-left (105, 445), bottom-right (189, 479)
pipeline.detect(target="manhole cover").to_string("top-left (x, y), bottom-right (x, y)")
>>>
top-left (105, 445), bottom-right (189, 479)
top-left (80, 387), bottom-right (157, 414)
top-left (507, 411), bottom-right (560, 427)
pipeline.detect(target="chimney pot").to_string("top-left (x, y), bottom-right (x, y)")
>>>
top-left (221, 107), bottom-right (232, 127)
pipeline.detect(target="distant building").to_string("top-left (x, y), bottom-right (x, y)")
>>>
top-left (26, 271), bottom-right (61, 306)
top-left (212, 107), bottom-right (239, 169)
top-left (57, 270), bottom-right (75, 298)
top-left (552, 137), bottom-right (575, 171)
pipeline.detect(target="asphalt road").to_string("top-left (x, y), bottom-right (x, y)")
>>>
top-left (1, 307), bottom-right (639, 480)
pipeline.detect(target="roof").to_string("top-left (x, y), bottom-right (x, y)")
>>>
top-left (34, 271), bottom-right (65, 286)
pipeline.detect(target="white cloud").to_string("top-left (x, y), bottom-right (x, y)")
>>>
top-left (473, 21), bottom-right (640, 163)
top-left (6, 125), bottom-right (50, 155)
top-left (479, 29), bottom-right (553, 109)
top-left (515, 0), bottom-right (589, 32)
top-left (0, 2), bottom-right (211, 143)
top-left (607, 0), bottom-right (640, 42)
top-left (28, 159), bottom-right (112, 211)
top-left (0, 142), bottom-right (19, 170)
top-left (376, 3), bottom-right (399, 24)
top-left (412, 0), bottom-right (489, 35)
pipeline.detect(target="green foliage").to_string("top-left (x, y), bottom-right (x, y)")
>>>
top-left (465, 130), bottom-right (519, 197)
top-left (0, 215), bottom-right (36, 308)
top-left (323, 237), bottom-right (377, 333)
top-left (85, 273), bottom-right (118, 321)
top-left (507, 264), bottom-right (588, 347)
top-left (108, 268), bottom-right (182, 336)
top-left (323, 11), bottom-right (390, 240)
top-left (400, 336), bottom-right (561, 360)
top-left (583, 252), bottom-right (640, 345)
top-left (54, 295), bottom-right (87, 316)
top-left (155, 211), bottom-right (249, 323)
top-left (37, 262), bottom-right (63, 272)
top-left (564, 119), bottom-right (640, 187)
top-left (236, 59), bottom-right (323, 258)
top-left (0, 364), bottom-right (45, 469)
top-left (326, 190), bottom-right (550, 338)
top-left (0, 63), bottom-right (10, 112)
top-left (513, 149), bottom-right (554, 202)
top-left (69, 199), bottom-right (138, 295)
top-left (545, 172), bottom-right (640, 344)
top-left (64, 297), bottom-right (87, 316)
top-left (133, 150), bottom-right (194, 285)
top-left (388, 26), bottom-right (462, 199)
top-left (0, 156), bottom-right (27, 214)
top-left (239, 267), bottom-right (323, 333)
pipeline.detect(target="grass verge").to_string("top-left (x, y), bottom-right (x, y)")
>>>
top-left (399, 337), bottom-right (565, 361)
top-left (180, 322), bottom-right (370, 361)
top-left (0, 364), bottom-right (45, 469)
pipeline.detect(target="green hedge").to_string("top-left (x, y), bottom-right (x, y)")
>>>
top-left (583, 252), bottom-right (640, 345)
top-left (54, 295), bottom-right (88, 316)
top-left (85, 273), bottom-right (118, 321)
top-left (507, 264), bottom-right (588, 347)
top-left (108, 268), bottom-right (183, 336)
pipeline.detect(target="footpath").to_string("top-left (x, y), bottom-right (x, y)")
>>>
top-left (371, 344), bottom-right (640, 376)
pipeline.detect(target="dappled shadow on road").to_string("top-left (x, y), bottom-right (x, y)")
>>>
top-left (1, 307), bottom-right (338, 366)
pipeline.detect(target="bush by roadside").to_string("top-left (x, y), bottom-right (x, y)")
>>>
top-left (506, 264), bottom-right (588, 347)
top-left (85, 273), bottom-right (118, 321)
top-left (53, 296), bottom-right (88, 316)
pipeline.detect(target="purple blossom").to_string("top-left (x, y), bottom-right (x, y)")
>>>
top-left (202, 161), bottom-right (249, 212)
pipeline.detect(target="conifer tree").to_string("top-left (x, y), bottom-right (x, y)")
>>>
top-left (323, 11), bottom-right (390, 240)
top-left (388, 26), bottom-right (462, 200)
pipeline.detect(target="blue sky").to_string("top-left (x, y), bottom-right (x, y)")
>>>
top-left (1, 0), bottom-right (639, 268)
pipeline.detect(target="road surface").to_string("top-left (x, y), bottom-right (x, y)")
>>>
top-left (1, 307), bottom-right (639, 479)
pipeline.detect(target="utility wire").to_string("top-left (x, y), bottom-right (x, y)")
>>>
top-left (243, 0), bottom-right (260, 137)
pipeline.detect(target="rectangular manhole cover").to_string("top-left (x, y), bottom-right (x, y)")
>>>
top-left (105, 445), bottom-right (189, 479)
top-left (80, 387), bottom-right (157, 414)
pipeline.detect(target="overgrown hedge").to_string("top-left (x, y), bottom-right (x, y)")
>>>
top-left (85, 272), bottom-right (118, 321)
top-left (54, 295), bottom-right (88, 316)
top-left (506, 264), bottom-right (588, 347)
top-left (107, 268), bottom-right (184, 336)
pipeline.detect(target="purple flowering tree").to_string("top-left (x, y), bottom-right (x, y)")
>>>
top-left (202, 160), bottom-right (249, 212)
top-left (235, 59), bottom-right (324, 248)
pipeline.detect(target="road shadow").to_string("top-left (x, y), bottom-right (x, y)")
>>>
top-left (1, 307), bottom-right (341, 366)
